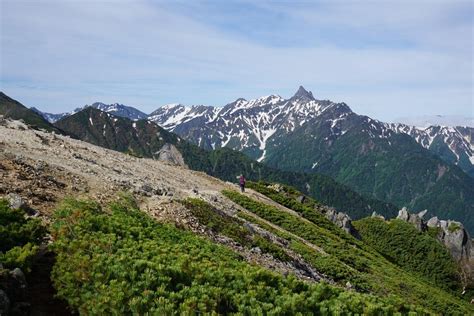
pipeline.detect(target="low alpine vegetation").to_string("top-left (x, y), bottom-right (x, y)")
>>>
top-left (50, 195), bottom-right (426, 315)
top-left (181, 198), bottom-right (291, 262)
top-left (0, 199), bottom-right (46, 272)
top-left (353, 217), bottom-right (461, 292)
top-left (222, 189), bottom-right (473, 314)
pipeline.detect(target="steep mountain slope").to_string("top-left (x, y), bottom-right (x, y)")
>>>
top-left (0, 92), bottom-right (63, 133)
top-left (388, 123), bottom-right (474, 177)
top-left (148, 86), bottom-right (474, 175)
top-left (32, 102), bottom-right (148, 123)
top-left (148, 87), bottom-right (474, 232)
top-left (353, 217), bottom-right (460, 291)
top-left (264, 110), bottom-right (474, 231)
top-left (0, 118), bottom-right (471, 314)
top-left (54, 107), bottom-right (398, 220)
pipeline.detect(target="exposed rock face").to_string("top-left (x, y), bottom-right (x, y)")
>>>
top-left (396, 207), bottom-right (427, 231)
top-left (430, 219), bottom-right (473, 262)
top-left (322, 207), bottom-right (356, 236)
top-left (398, 208), bottom-right (473, 263)
top-left (156, 143), bottom-right (188, 168)
top-left (427, 216), bottom-right (439, 228)
top-left (0, 289), bottom-right (9, 316)
top-left (0, 267), bottom-right (30, 315)
top-left (371, 211), bottom-right (385, 220)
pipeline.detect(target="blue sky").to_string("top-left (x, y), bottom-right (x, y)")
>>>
top-left (0, 0), bottom-right (472, 122)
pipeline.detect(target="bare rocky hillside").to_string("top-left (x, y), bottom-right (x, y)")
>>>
top-left (0, 116), bottom-right (330, 283)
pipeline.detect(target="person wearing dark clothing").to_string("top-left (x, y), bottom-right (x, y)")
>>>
top-left (239, 175), bottom-right (246, 192)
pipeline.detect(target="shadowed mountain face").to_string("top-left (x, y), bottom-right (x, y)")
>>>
top-left (0, 92), bottom-right (63, 134)
top-left (54, 106), bottom-right (398, 221)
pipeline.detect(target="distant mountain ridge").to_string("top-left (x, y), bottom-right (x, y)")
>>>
top-left (146, 86), bottom-right (473, 176)
top-left (30, 88), bottom-right (473, 176)
top-left (32, 102), bottom-right (148, 123)
top-left (0, 92), bottom-right (63, 134)
top-left (386, 123), bottom-right (474, 177)
top-left (393, 115), bottom-right (473, 128)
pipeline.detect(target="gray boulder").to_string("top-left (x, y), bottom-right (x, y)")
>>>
top-left (321, 207), bottom-right (358, 237)
top-left (156, 143), bottom-right (188, 168)
top-left (417, 209), bottom-right (428, 219)
top-left (427, 216), bottom-right (439, 228)
top-left (10, 268), bottom-right (27, 291)
top-left (397, 207), bottom-right (409, 221)
top-left (438, 221), bottom-right (472, 262)
top-left (422, 216), bottom-right (472, 262)
top-left (371, 211), bottom-right (385, 220)
top-left (6, 193), bottom-right (27, 210)
top-left (397, 207), bottom-right (426, 231)
top-left (296, 195), bottom-right (305, 204)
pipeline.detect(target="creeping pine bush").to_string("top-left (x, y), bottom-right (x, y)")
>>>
top-left (50, 196), bottom-right (425, 315)
top-left (181, 198), bottom-right (291, 262)
top-left (353, 217), bottom-right (461, 292)
top-left (223, 190), bottom-right (474, 315)
top-left (0, 199), bottom-right (46, 272)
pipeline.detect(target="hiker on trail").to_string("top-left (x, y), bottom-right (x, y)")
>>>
top-left (239, 175), bottom-right (246, 192)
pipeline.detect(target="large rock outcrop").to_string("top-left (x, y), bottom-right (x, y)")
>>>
top-left (155, 143), bottom-right (188, 168)
top-left (396, 207), bottom-right (473, 263)
top-left (397, 207), bottom-right (427, 231)
top-left (396, 208), bottom-right (474, 287)
top-left (427, 219), bottom-right (473, 262)
top-left (321, 207), bottom-right (358, 237)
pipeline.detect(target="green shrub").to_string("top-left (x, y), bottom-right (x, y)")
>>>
top-left (353, 217), bottom-right (461, 292)
top-left (50, 196), bottom-right (426, 315)
top-left (448, 222), bottom-right (461, 233)
top-left (0, 243), bottom-right (39, 272)
top-left (0, 199), bottom-right (46, 272)
top-left (224, 190), bottom-right (473, 314)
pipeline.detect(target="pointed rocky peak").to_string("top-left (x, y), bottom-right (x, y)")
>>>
top-left (292, 86), bottom-right (315, 100)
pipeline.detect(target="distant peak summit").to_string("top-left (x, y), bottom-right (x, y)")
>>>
top-left (292, 85), bottom-right (314, 100)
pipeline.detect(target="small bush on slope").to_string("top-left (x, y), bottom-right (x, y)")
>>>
top-left (222, 190), bottom-right (472, 314)
top-left (0, 199), bottom-right (46, 272)
top-left (50, 196), bottom-right (425, 315)
top-left (353, 217), bottom-right (461, 292)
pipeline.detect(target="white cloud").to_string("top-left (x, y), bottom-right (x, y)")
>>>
top-left (0, 0), bottom-right (472, 120)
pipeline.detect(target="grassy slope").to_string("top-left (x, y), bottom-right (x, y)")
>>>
top-left (353, 217), bottom-right (460, 292)
top-left (264, 117), bottom-right (474, 233)
top-left (50, 196), bottom-right (424, 315)
top-left (222, 189), bottom-right (472, 314)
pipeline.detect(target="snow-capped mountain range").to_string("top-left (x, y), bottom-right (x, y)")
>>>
top-left (146, 86), bottom-right (474, 177)
top-left (32, 102), bottom-right (147, 123)
top-left (32, 86), bottom-right (474, 177)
